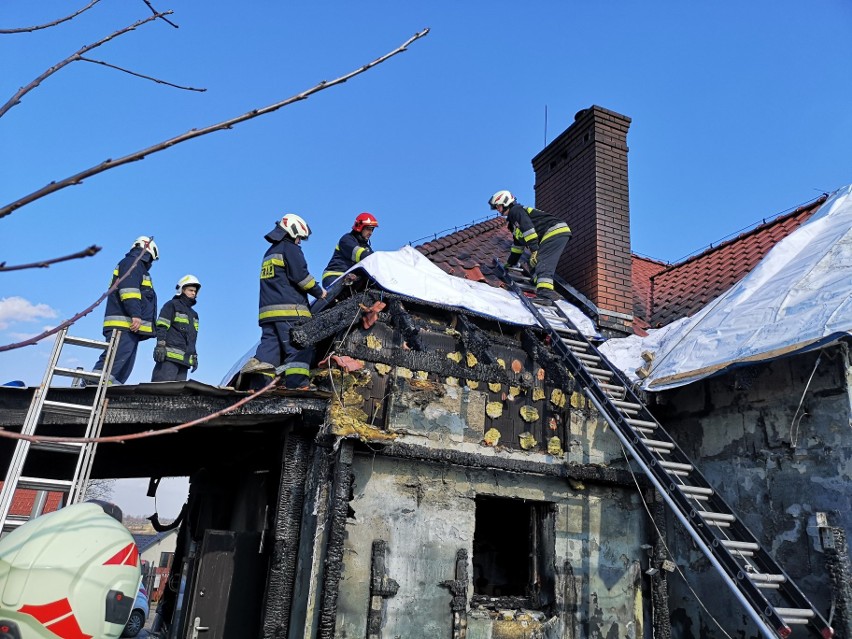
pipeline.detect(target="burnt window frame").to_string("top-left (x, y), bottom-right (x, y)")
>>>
top-left (471, 495), bottom-right (556, 611)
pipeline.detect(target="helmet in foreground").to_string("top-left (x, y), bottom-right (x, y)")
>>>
top-left (176, 274), bottom-right (201, 293)
top-left (279, 214), bottom-right (311, 240)
top-left (132, 236), bottom-right (159, 260)
top-left (353, 212), bottom-right (379, 232)
top-left (488, 190), bottom-right (515, 210)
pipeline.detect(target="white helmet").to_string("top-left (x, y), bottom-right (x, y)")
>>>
top-left (279, 213), bottom-right (311, 240)
top-left (488, 190), bottom-right (515, 210)
top-left (176, 274), bottom-right (201, 293)
top-left (132, 235), bottom-right (159, 260)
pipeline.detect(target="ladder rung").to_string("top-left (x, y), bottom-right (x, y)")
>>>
top-left (612, 399), bottom-right (641, 413)
top-left (31, 441), bottom-right (85, 455)
top-left (721, 540), bottom-right (758, 553)
top-left (2, 514), bottom-right (29, 532)
top-left (553, 326), bottom-right (579, 337)
top-left (746, 573), bottom-right (786, 584)
top-left (659, 460), bottom-right (693, 473)
top-left (775, 608), bottom-right (815, 618)
top-left (18, 476), bottom-right (74, 492)
top-left (63, 335), bottom-right (110, 349)
top-left (42, 399), bottom-right (94, 417)
top-left (587, 367), bottom-right (613, 378)
top-left (53, 367), bottom-right (102, 382)
top-left (680, 485), bottom-right (714, 497)
top-left (641, 438), bottom-right (675, 451)
top-left (698, 511), bottom-right (735, 523)
top-left (634, 426), bottom-right (656, 436)
top-left (627, 418), bottom-right (657, 429)
top-left (781, 617), bottom-right (811, 625)
top-left (562, 337), bottom-right (587, 348)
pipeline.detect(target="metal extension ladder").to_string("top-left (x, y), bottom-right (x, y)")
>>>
top-left (497, 262), bottom-right (834, 639)
top-left (0, 328), bottom-right (120, 533)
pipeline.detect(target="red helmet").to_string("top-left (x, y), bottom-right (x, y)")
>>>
top-left (353, 212), bottom-right (379, 232)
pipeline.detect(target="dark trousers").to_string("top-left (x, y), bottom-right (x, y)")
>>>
top-left (151, 360), bottom-right (189, 382)
top-left (534, 233), bottom-right (571, 292)
top-left (254, 321), bottom-right (314, 389)
top-left (94, 330), bottom-right (141, 384)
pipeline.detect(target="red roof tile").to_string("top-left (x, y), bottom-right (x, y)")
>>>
top-left (1, 485), bottom-right (64, 517)
top-left (646, 197), bottom-right (826, 327)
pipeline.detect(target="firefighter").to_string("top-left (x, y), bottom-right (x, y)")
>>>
top-left (93, 236), bottom-right (159, 383)
top-left (321, 212), bottom-right (379, 287)
top-left (489, 190), bottom-right (572, 300)
top-left (151, 275), bottom-right (201, 382)
top-left (242, 214), bottom-right (326, 389)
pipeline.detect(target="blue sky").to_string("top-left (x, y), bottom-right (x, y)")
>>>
top-left (2, 1), bottom-right (851, 514)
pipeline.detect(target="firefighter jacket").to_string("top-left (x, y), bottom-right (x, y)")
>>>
top-left (103, 247), bottom-right (157, 338)
top-left (505, 202), bottom-right (571, 266)
top-left (155, 293), bottom-right (199, 368)
top-left (322, 230), bottom-right (374, 281)
top-left (258, 225), bottom-right (324, 325)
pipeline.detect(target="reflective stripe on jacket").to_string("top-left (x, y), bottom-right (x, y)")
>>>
top-left (155, 294), bottom-right (199, 367)
top-left (505, 203), bottom-right (571, 266)
top-left (102, 247), bottom-right (157, 338)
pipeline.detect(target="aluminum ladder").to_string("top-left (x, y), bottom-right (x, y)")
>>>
top-left (0, 327), bottom-right (120, 533)
top-left (497, 262), bottom-right (834, 639)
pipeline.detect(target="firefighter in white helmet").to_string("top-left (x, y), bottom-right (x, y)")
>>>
top-left (151, 274), bottom-right (201, 382)
top-left (489, 190), bottom-right (572, 301)
top-left (93, 236), bottom-right (159, 383)
top-left (241, 214), bottom-right (326, 390)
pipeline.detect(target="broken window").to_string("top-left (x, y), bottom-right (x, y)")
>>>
top-left (471, 495), bottom-right (555, 610)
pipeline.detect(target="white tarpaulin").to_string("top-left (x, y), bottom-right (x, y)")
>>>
top-left (600, 183), bottom-right (852, 391)
top-left (351, 245), bottom-right (599, 336)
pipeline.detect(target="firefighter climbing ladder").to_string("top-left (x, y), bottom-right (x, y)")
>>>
top-left (0, 328), bottom-right (120, 534)
top-left (497, 262), bottom-right (834, 639)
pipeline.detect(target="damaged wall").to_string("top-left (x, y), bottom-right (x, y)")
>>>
top-left (336, 454), bottom-right (649, 639)
top-left (651, 345), bottom-right (852, 637)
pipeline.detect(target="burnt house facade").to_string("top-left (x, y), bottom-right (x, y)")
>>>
top-left (1, 105), bottom-right (849, 639)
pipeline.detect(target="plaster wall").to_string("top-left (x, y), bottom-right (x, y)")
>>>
top-left (652, 347), bottom-right (852, 637)
top-left (335, 454), bottom-right (650, 639)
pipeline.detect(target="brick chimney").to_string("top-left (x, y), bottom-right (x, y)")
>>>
top-left (531, 105), bottom-right (633, 335)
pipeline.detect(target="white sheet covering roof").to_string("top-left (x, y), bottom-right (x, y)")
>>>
top-left (600, 183), bottom-right (852, 391)
top-left (353, 246), bottom-right (599, 337)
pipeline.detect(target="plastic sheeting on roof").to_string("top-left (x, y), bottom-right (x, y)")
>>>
top-left (600, 183), bottom-right (852, 391)
top-left (352, 246), bottom-right (598, 336)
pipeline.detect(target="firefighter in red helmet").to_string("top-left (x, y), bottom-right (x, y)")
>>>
top-left (321, 212), bottom-right (379, 287)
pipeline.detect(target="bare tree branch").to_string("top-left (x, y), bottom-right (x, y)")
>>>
top-left (0, 28), bottom-right (431, 221)
top-left (142, 0), bottom-right (179, 29)
top-left (0, 245), bottom-right (101, 272)
top-left (0, 0), bottom-right (102, 34)
top-left (0, 11), bottom-right (171, 121)
top-left (0, 243), bottom-right (150, 352)
top-left (79, 57), bottom-right (206, 92)
top-left (0, 375), bottom-right (283, 444)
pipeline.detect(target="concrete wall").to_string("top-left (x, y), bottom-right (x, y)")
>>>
top-left (335, 454), bottom-right (650, 639)
top-left (652, 345), bottom-right (852, 637)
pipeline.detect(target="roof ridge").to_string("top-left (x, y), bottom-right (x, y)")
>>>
top-left (654, 195), bottom-right (827, 277)
top-left (415, 216), bottom-right (504, 254)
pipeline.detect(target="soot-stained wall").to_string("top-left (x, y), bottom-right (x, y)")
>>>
top-left (651, 346), bottom-right (852, 637)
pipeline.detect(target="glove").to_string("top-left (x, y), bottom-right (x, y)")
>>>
top-left (153, 341), bottom-right (167, 363)
top-left (191, 356), bottom-right (199, 373)
top-left (529, 251), bottom-right (539, 269)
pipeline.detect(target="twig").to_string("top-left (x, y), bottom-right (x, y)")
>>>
top-left (0, 28), bottom-right (431, 220)
top-left (79, 57), bottom-right (206, 92)
top-left (0, 242), bottom-right (149, 352)
top-left (141, 0), bottom-right (179, 29)
top-left (0, 375), bottom-right (282, 445)
top-left (0, 0), bottom-right (102, 34)
top-left (0, 245), bottom-right (101, 272)
top-left (0, 11), bottom-right (171, 120)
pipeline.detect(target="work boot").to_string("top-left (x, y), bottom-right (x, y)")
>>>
top-left (536, 289), bottom-right (560, 301)
top-left (241, 357), bottom-right (275, 374)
